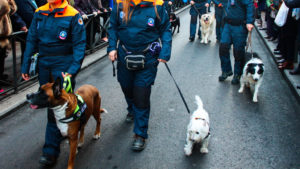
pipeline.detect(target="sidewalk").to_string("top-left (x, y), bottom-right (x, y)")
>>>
top-left (0, 5), bottom-right (191, 120)
top-left (254, 24), bottom-right (300, 103)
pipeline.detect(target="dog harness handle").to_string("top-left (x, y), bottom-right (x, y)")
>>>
top-left (63, 75), bottom-right (73, 93)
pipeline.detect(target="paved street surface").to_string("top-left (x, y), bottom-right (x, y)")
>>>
top-left (0, 9), bottom-right (300, 169)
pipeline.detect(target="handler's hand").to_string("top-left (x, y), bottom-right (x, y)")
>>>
top-left (246, 24), bottom-right (254, 32)
top-left (158, 59), bottom-right (167, 63)
top-left (62, 72), bottom-right (72, 78)
top-left (109, 50), bottom-right (118, 62)
top-left (82, 14), bottom-right (88, 20)
top-left (205, 3), bottom-right (209, 7)
top-left (22, 73), bottom-right (30, 81)
top-left (190, 1), bottom-right (195, 5)
top-left (168, 1), bottom-right (172, 5)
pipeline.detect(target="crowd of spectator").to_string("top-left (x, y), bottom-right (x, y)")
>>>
top-left (255, 0), bottom-right (300, 88)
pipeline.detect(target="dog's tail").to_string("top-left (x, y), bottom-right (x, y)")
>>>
top-left (100, 108), bottom-right (108, 114)
top-left (195, 95), bottom-right (203, 109)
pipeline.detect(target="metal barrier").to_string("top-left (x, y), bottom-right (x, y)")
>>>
top-left (0, 12), bottom-right (110, 100)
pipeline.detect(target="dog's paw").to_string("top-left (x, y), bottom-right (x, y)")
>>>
top-left (200, 148), bottom-right (209, 153)
top-left (184, 147), bottom-right (192, 156)
top-left (76, 148), bottom-right (79, 154)
top-left (77, 142), bottom-right (84, 148)
top-left (93, 133), bottom-right (101, 140)
top-left (200, 40), bottom-right (204, 43)
top-left (253, 97), bottom-right (258, 102)
top-left (238, 88), bottom-right (243, 93)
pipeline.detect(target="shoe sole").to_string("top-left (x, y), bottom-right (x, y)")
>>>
top-left (131, 145), bottom-right (145, 151)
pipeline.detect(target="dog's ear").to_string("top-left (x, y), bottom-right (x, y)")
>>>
top-left (53, 77), bottom-right (62, 99)
top-left (246, 64), bottom-right (255, 74)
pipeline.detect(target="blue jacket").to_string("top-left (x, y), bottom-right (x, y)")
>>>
top-left (108, 0), bottom-right (172, 61)
top-left (190, 0), bottom-right (211, 15)
top-left (21, 0), bottom-right (86, 75)
top-left (224, 0), bottom-right (254, 24)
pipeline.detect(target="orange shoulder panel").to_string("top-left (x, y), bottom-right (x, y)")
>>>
top-left (63, 5), bottom-right (79, 16)
top-left (35, 3), bottom-right (49, 12)
top-left (154, 0), bottom-right (164, 6)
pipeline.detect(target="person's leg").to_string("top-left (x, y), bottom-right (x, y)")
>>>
top-left (117, 62), bottom-right (135, 122)
top-left (38, 56), bottom-right (73, 165)
top-left (261, 11), bottom-right (267, 29)
top-left (215, 7), bottom-right (222, 41)
top-left (231, 25), bottom-right (247, 84)
top-left (131, 60), bottom-right (158, 151)
top-left (190, 13), bottom-right (198, 40)
top-left (219, 24), bottom-right (233, 81)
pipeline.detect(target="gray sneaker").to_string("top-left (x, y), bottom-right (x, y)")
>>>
top-left (231, 75), bottom-right (241, 85)
top-left (218, 71), bottom-right (233, 81)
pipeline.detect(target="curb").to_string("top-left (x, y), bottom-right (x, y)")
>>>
top-left (0, 6), bottom-right (191, 120)
top-left (254, 25), bottom-right (300, 103)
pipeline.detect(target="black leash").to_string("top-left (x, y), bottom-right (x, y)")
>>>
top-left (164, 63), bottom-right (191, 114)
top-left (112, 61), bottom-right (116, 77)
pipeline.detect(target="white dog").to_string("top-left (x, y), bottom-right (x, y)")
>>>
top-left (184, 95), bottom-right (210, 156)
top-left (238, 53), bottom-right (264, 102)
top-left (200, 13), bottom-right (215, 44)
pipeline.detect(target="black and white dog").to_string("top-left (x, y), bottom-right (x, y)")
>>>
top-left (239, 53), bottom-right (264, 102)
top-left (169, 12), bottom-right (180, 35)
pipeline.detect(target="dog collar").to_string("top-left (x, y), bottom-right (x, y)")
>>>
top-left (59, 94), bottom-right (87, 123)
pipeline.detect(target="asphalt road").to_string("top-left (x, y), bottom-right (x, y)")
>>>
top-left (0, 8), bottom-right (300, 169)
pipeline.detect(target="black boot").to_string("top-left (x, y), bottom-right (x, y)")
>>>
top-left (125, 113), bottom-right (134, 123)
top-left (39, 154), bottom-right (57, 166)
top-left (132, 135), bottom-right (146, 151)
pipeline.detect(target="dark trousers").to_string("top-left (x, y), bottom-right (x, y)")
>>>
top-left (117, 59), bottom-right (158, 139)
top-left (266, 11), bottom-right (276, 38)
top-left (219, 24), bottom-right (247, 75)
top-left (38, 55), bottom-right (75, 157)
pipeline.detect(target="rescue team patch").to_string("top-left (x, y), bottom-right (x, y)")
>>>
top-left (148, 18), bottom-right (154, 27)
top-left (59, 31), bottom-right (67, 40)
top-left (78, 18), bottom-right (83, 25)
top-left (120, 11), bottom-right (124, 19)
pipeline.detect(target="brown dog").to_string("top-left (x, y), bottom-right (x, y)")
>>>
top-left (26, 77), bottom-right (106, 169)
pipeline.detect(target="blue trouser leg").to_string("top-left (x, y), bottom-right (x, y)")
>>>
top-left (232, 25), bottom-right (247, 75)
top-left (219, 24), bottom-right (232, 73)
top-left (190, 14), bottom-right (198, 38)
top-left (117, 60), bottom-right (158, 139)
top-left (215, 7), bottom-right (223, 41)
top-left (38, 56), bottom-right (74, 157)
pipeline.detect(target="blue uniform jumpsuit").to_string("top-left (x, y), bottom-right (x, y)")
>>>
top-left (219, 0), bottom-right (253, 76)
top-left (108, 0), bottom-right (172, 139)
top-left (21, 0), bottom-right (86, 158)
top-left (213, 0), bottom-right (227, 41)
top-left (189, 0), bottom-right (211, 39)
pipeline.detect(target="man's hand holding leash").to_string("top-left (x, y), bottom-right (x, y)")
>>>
top-left (109, 50), bottom-right (118, 62)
